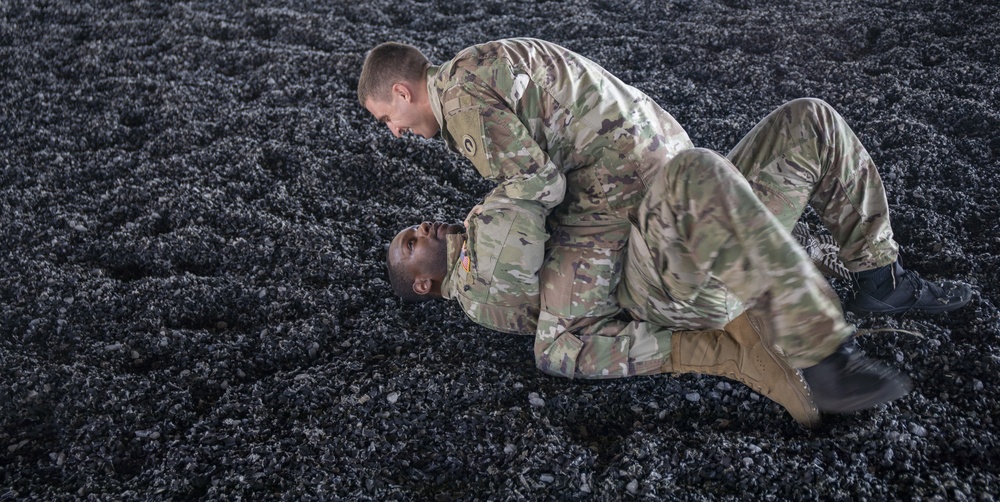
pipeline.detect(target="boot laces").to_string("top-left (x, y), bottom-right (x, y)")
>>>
top-left (900, 268), bottom-right (928, 297)
top-left (899, 267), bottom-right (962, 301)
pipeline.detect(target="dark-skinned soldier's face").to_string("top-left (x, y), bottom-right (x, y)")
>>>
top-left (388, 221), bottom-right (465, 295)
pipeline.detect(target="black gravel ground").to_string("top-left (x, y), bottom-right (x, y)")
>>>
top-left (2, 0), bottom-right (998, 500)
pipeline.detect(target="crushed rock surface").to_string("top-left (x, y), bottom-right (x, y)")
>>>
top-left (1, 0), bottom-right (998, 499)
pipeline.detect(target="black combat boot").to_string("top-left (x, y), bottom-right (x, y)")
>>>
top-left (801, 339), bottom-right (912, 413)
top-left (845, 260), bottom-right (972, 315)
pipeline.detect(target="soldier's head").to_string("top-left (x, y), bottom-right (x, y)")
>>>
top-left (386, 221), bottom-right (465, 302)
top-left (359, 42), bottom-right (439, 139)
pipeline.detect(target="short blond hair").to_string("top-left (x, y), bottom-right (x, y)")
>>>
top-left (357, 42), bottom-right (432, 106)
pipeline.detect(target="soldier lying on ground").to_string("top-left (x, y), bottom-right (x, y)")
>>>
top-left (363, 39), bottom-right (972, 426)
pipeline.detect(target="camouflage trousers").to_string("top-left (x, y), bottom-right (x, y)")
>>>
top-left (622, 98), bottom-right (899, 367)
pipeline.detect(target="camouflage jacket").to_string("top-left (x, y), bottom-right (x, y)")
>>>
top-left (440, 193), bottom-right (546, 335)
top-left (426, 38), bottom-right (693, 378)
top-left (428, 38), bottom-right (691, 225)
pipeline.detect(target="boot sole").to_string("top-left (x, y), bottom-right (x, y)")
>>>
top-left (846, 298), bottom-right (972, 316)
top-left (814, 375), bottom-right (913, 414)
top-left (846, 294), bottom-right (972, 315)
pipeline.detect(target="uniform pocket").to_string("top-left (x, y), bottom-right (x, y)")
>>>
top-left (540, 244), bottom-right (624, 320)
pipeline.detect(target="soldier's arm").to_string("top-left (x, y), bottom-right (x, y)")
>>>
top-left (482, 115), bottom-right (567, 211)
top-left (444, 81), bottom-right (567, 212)
top-left (458, 191), bottom-right (550, 331)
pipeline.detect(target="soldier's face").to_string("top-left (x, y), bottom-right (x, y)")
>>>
top-left (389, 221), bottom-right (465, 287)
top-left (365, 90), bottom-right (439, 139)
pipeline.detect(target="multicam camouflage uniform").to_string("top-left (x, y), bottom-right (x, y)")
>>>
top-left (546, 98), bottom-right (900, 376)
top-left (429, 39), bottom-right (898, 377)
top-left (429, 37), bottom-right (691, 365)
top-left (439, 191), bottom-right (545, 335)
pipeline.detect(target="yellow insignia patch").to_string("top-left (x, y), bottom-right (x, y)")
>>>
top-left (447, 108), bottom-right (493, 178)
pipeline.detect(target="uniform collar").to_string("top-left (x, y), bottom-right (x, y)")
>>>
top-left (425, 66), bottom-right (445, 134)
top-left (439, 231), bottom-right (467, 300)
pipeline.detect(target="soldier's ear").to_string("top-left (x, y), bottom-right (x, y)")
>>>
top-left (391, 82), bottom-right (413, 102)
top-left (412, 277), bottom-right (432, 296)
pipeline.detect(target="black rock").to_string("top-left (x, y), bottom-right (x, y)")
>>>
top-left (1, 0), bottom-right (998, 499)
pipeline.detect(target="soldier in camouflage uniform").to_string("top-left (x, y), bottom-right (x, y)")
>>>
top-left (385, 209), bottom-right (823, 427)
top-left (363, 38), bottom-right (970, 418)
top-left (363, 37), bottom-right (691, 354)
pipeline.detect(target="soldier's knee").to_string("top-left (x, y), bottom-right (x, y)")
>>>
top-left (674, 147), bottom-right (722, 162)
top-left (669, 147), bottom-right (738, 180)
top-left (671, 147), bottom-right (728, 169)
top-left (784, 97), bottom-right (833, 113)
top-left (781, 97), bottom-right (842, 129)
top-left (649, 148), bottom-right (744, 202)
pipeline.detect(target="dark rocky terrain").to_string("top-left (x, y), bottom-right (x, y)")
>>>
top-left (2, 0), bottom-right (998, 499)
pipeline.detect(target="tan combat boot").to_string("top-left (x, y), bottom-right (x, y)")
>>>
top-left (670, 311), bottom-right (820, 428)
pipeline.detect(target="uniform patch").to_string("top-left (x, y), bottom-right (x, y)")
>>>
top-left (462, 134), bottom-right (477, 156)
top-left (447, 108), bottom-right (493, 178)
top-left (460, 246), bottom-right (471, 272)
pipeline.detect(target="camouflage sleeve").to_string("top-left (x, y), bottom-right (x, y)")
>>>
top-left (455, 189), bottom-right (549, 334)
top-left (443, 82), bottom-right (567, 211)
top-left (487, 113), bottom-right (567, 210)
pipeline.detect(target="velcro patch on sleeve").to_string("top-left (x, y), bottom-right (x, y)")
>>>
top-left (447, 108), bottom-right (493, 178)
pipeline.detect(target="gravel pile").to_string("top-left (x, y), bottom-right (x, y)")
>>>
top-left (1, 0), bottom-right (997, 499)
